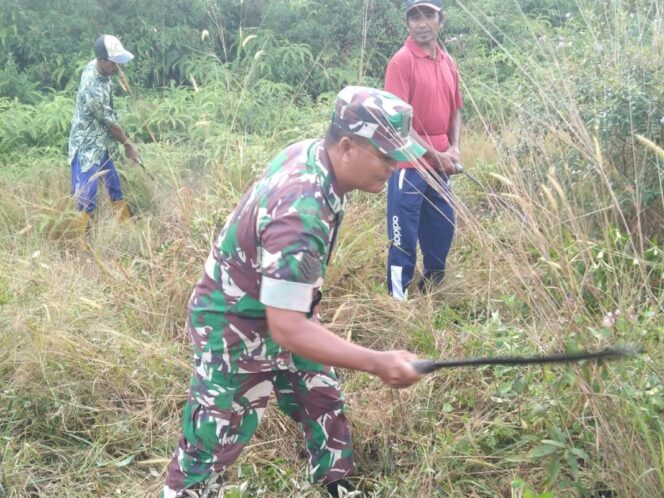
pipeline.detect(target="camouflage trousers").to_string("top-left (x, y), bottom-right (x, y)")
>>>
top-left (162, 366), bottom-right (354, 498)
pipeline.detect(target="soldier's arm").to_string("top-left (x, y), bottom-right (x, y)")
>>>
top-left (259, 209), bottom-right (420, 388)
top-left (266, 306), bottom-right (420, 389)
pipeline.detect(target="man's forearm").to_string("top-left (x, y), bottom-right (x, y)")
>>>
top-left (108, 124), bottom-right (131, 145)
top-left (108, 124), bottom-right (140, 163)
top-left (266, 307), bottom-right (380, 373)
top-left (448, 109), bottom-right (462, 151)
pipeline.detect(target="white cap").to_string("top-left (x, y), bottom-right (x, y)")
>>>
top-left (94, 35), bottom-right (134, 64)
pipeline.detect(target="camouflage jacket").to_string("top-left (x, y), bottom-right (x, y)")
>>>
top-left (67, 60), bottom-right (119, 172)
top-left (188, 139), bottom-right (346, 374)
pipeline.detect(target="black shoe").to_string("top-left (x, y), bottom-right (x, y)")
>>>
top-left (325, 479), bottom-right (354, 497)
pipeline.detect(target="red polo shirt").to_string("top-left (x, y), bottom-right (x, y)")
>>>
top-left (385, 36), bottom-right (463, 169)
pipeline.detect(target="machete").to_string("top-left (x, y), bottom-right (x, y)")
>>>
top-left (411, 346), bottom-right (636, 374)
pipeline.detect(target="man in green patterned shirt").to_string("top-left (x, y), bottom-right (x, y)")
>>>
top-left (68, 35), bottom-right (140, 248)
top-left (163, 86), bottom-right (427, 498)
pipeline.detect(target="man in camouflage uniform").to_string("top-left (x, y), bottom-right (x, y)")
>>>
top-left (163, 86), bottom-right (427, 498)
top-left (68, 34), bottom-right (140, 248)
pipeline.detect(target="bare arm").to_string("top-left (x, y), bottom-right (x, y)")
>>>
top-left (447, 109), bottom-right (462, 158)
top-left (410, 129), bottom-right (459, 175)
top-left (266, 306), bottom-right (421, 388)
top-left (108, 124), bottom-right (140, 163)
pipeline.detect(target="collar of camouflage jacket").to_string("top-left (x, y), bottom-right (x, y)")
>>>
top-left (314, 141), bottom-right (345, 216)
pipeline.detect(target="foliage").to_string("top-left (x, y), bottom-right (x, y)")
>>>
top-left (472, 0), bottom-right (664, 239)
top-left (0, 0), bottom-right (585, 101)
top-left (0, 94), bottom-right (72, 159)
top-left (0, 55), bottom-right (42, 104)
top-left (0, 0), bottom-right (211, 94)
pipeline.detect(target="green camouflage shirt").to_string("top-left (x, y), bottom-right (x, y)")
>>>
top-left (68, 60), bottom-right (119, 172)
top-left (187, 139), bottom-right (345, 373)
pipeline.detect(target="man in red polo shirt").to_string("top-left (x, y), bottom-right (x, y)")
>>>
top-left (384, 0), bottom-right (463, 299)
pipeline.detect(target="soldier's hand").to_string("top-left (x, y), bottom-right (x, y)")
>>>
top-left (370, 350), bottom-right (421, 388)
top-left (124, 142), bottom-right (140, 164)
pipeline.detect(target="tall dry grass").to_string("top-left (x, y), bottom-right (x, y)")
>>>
top-left (2, 120), bottom-right (661, 497)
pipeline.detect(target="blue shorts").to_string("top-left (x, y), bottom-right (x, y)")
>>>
top-left (71, 151), bottom-right (124, 212)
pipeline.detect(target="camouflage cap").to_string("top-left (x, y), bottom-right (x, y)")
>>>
top-left (332, 86), bottom-right (426, 162)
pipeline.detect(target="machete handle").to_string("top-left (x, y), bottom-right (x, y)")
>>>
top-left (410, 359), bottom-right (439, 374)
top-left (453, 162), bottom-right (464, 174)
